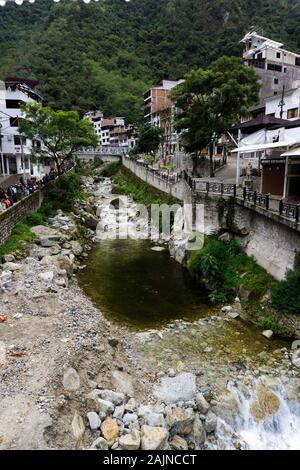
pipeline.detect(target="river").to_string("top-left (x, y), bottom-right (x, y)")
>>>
top-left (78, 177), bottom-right (300, 450)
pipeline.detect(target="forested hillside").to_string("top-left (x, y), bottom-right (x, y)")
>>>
top-left (0, 0), bottom-right (299, 122)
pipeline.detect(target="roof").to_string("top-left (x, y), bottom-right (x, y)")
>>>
top-left (230, 115), bottom-right (291, 133)
top-left (231, 139), bottom-right (300, 153)
top-left (281, 147), bottom-right (300, 157)
top-left (5, 76), bottom-right (39, 89)
top-left (284, 119), bottom-right (300, 129)
top-left (101, 119), bottom-right (115, 128)
top-left (240, 32), bottom-right (283, 48)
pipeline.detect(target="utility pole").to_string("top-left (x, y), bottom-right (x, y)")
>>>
top-left (279, 85), bottom-right (286, 119)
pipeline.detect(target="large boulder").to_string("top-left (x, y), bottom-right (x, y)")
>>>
top-left (83, 213), bottom-right (99, 230)
top-left (119, 430), bottom-right (141, 450)
top-left (70, 240), bottom-right (83, 257)
top-left (63, 367), bottom-right (80, 391)
top-left (99, 390), bottom-right (125, 406)
top-left (100, 418), bottom-right (119, 447)
top-left (141, 425), bottom-right (169, 450)
top-left (165, 407), bottom-right (195, 435)
top-left (291, 349), bottom-right (300, 369)
top-left (153, 373), bottom-right (196, 404)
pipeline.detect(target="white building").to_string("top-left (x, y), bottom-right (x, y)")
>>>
top-left (265, 86), bottom-right (300, 120)
top-left (241, 32), bottom-right (300, 101)
top-left (0, 77), bottom-right (46, 179)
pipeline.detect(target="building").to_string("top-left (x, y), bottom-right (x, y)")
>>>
top-left (84, 113), bottom-right (137, 149)
top-left (231, 116), bottom-right (300, 199)
top-left (265, 87), bottom-right (300, 121)
top-left (144, 79), bottom-right (184, 158)
top-left (241, 32), bottom-right (300, 103)
top-left (0, 77), bottom-right (48, 180)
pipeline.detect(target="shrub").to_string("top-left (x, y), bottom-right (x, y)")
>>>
top-left (189, 237), bottom-right (274, 304)
top-left (26, 211), bottom-right (46, 226)
top-left (255, 309), bottom-right (294, 337)
top-left (101, 161), bottom-right (121, 177)
top-left (271, 268), bottom-right (300, 316)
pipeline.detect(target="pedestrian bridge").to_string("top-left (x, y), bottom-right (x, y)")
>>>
top-left (76, 146), bottom-right (127, 163)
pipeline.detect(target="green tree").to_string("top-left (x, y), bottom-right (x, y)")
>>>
top-left (19, 102), bottom-right (98, 176)
top-left (170, 56), bottom-right (261, 175)
top-left (132, 123), bottom-right (163, 155)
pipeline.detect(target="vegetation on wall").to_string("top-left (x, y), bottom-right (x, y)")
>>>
top-left (0, 0), bottom-right (299, 122)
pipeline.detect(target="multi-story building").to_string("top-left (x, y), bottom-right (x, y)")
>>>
top-left (241, 32), bottom-right (300, 102)
top-left (143, 79), bottom-right (184, 158)
top-left (84, 113), bottom-right (137, 149)
top-left (0, 77), bottom-right (46, 179)
top-left (265, 87), bottom-right (300, 121)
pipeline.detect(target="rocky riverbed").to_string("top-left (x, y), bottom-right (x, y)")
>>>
top-left (0, 172), bottom-right (300, 450)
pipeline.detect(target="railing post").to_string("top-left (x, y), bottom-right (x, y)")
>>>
top-left (253, 191), bottom-right (257, 206)
top-left (206, 182), bottom-right (209, 195)
top-left (296, 204), bottom-right (300, 223)
top-left (279, 199), bottom-right (283, 216)
top-left (221, 183), bottom-right (224, 195)
top-left (243, 187), bottom-right (246, 201)
top-left (233, 184), bottom-right (237, 198)
top-left (266, 194), bottom-right (270, 211)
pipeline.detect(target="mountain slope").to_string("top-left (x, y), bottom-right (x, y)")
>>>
top-left (0, 0), bottom-right (299, 122)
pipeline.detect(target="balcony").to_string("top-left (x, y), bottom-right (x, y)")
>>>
top-left (247, 58), bottom-right (266, 70)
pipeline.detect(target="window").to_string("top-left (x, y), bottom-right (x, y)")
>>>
top-left (10, 117), bottom-right (19, 127)
top-left (287, 108), bottom-right (299, 119)
top-left (13, 135), bottom-right (26, 146)
top-left (274, 78), bottom-right (279, 85)
top-left (274, 91), bottom-right (278, 95)
top-left (276, 52), bottom-right (281, 59)
top-left (267, 63), bottom-right (282, 72)
top-left (284, 67), bottom-right (287, 73)
top-left (6, 99), bottom-right (23, 109)
top-left (295, 57), bottom-right (300, 66)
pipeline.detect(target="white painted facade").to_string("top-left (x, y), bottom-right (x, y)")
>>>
top-left (265, 87), bottom-right (300, 120)
top-left (0, 79), bottom-right (47, 179)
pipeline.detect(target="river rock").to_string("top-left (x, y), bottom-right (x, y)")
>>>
top-left (3, 254), bottom-right (15, 263)
top-left (90, 437), bottom-right (109, 450)
top-left (111, 371), bottom-right (134, 396)
top-left (71, 240), bottom-right (83, 256)
top-left (153, 373), bottom-right (196, 404)
top-left (145, 412), bottom-right (166, 428)
top-left (100, 418), bottom-right (119, 447)
top-left (141, 425), bottom-right (169, 450)
top-left (83, 213), bottom-right (99, 230)
top-left (71, 411), bottom-right (85, 441)
top-left (193, 416), bottom-right (206, 446)
top-left (123, 413), bottom-right (138, 425)
top-left (262, 330), bottom-right (274, 339)
top-left (119, 430), bottom-right (141, 450)
top-left (125, 398), bottom-right (137, 412)
top-left (39, 271), bottom-right (54, 283)
top-left (2, 262), bottom-right (22, 272)
top-left (63, 367), bottom-right (80, 391)
top-left (86, 391), bottom-right (114, 415)
top-left (99, 390), bottom-right (125, 405)
top-left (87, 412), bottom-right (101, 431)
top-left (250, 385), bottom-right (280, 422)
top-left (113, 405), bottom-right (125, 420)
top-left (291, 350), bottom-right (300, 369)
top-left (170, 435), bottom-right (189, 450)
top-left (165, 407), bottom-right (194, 435)
top-left (195, 393), bottom-right (210, 414)
top-left (221, 306), bottom-right (233, 313)
top-left (204, 411), bottom-right (217, 433)
top-left (228, 312), bottom-right (240, 319)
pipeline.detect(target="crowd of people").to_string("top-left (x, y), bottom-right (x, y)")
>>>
top-left (0, 160), bottom-right (75, 213)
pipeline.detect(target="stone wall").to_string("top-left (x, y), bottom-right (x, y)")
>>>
top-left (122, 156), bottom-right (192, 203)
top-left (122, 157), bottom-right (300, 280)
top-left (0, 190), bottom-right (43, 246)
top-left (194, 192), bottom-right (300, 281)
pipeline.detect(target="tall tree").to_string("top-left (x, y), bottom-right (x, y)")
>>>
top-left (19, 102), bottom-right (98, 176)
top-left (132, 123), bottom-right (163, 155)
top-left (170, 56), bottom-right (261, 175)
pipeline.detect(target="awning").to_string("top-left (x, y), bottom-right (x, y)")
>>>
top-left (231, 140), bottom-right (300, 154)
top-left (281, 147), bottom-right (300, 157)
